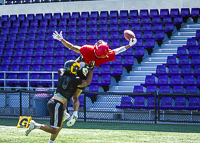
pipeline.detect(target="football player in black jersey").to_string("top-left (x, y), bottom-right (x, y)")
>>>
top-left (25, 60), bottom-right (95, 143)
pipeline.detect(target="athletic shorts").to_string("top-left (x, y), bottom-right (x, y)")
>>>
top-left (47, 98), bottom-right (64, 128)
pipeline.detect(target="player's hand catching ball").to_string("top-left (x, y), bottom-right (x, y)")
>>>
top-left (88, 61), bottom-right (95, 70)
top-left (52, 31), bottom-right (63, 41)
top-left (129, 38), bottom-right (137, 46)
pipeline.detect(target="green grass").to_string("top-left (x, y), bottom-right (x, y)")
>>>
top-left (0, 118), bottom-right (200, 143)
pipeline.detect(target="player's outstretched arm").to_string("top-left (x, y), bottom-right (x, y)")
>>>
top-left (52, 31), bottom-right (81, 54)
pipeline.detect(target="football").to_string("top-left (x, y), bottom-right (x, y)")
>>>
top-left (124, 30), bottom-right (135, 41)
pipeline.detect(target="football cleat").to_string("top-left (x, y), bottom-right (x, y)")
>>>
top-left (63, 110), bottom-right (70, 122)
top-left (66, 115), bottom-right (78, 127)
top-left (25, 120), bottom-right (36, 136)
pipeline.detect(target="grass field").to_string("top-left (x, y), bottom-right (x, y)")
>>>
top-left (0, 118), bottom-right (200, 143)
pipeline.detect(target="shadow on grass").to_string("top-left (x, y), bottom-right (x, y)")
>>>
top-left (1, 118), bottom-right (200, 133)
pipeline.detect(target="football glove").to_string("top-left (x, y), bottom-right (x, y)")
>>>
top-left (63, 110), bottom-right (70, 122)
top-left (88, 61), bottom-right (95, 70)
top-left (52, 31), bottom-right (63, 41)
top-left (129, 38), bottom-right (137, 46)
top-left (67, 115), bottom-right (78, 127)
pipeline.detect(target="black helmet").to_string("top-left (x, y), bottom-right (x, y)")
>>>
top-left (63, 60), bottom-right (80, 75)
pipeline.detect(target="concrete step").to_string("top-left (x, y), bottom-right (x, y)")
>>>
top-left (121, 76), bottom-right (146, 81)
top-left (109, 86), bottom-right (134, 92)
top-left (140, 61), bottom-right (167, 66)
top-left (180, 28), bottom-right (200, 32)
top-left (161, 44), bottom-right (186, 48)
top-left (143, 57), bottom-right (167, 62)
top-left (132, 66), bottom-right (157, 71)
top-left (163, 40), bottom-right (187, 44)
top-left (173, 32), bottom-right (196, 36)
top-left (151, 53), bottom-right (175, 57)
top-left (182, 24), bottom-right (200, 28)
top-left (153, 48), bottom-right (177, 53)
top-left (118, 81), bottom-right (144, 86)
top-left (130, 70), bottom-right (156, 75)
top-left (97, 95), bottom-right (122, 102)
top-left (170, 36), bottom-right (193, 40)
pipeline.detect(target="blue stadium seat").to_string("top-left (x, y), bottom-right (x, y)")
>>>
top-left (2, 27), bottom-right (9, 34)
top-left (88, 32), bottom-right (97, 40)
top-left (139, 9), bottom-right (149, 17)
top-left (160, 9), bottom-right (169, 17)
top-left (173, 15), bottom-right (183, 25)
top-left (151, 16), bottom-right (162, 24)
top-left (41, 74), bottom-right (52, 87)
top-left (143, 31), bottom-right (153, 39)
top-left (91, 74), bottom-right (98, 85)
top-left (10, 65), bottom-right (19, 71)
top-left (191, 56), bottom-right (200, 65)
top-left (57, 25), bottom-right (67, 33)
top-left (1, 65), bottom-right (9, 71)
top-left (45, 48), bottom-right (54, 56)
top-left (7, 34), bottom-right (16, 41)
top-left (12, 20), bottom-right (20, 27)
top-left (189, 46), bottom-right (199, 55)
top-left (179, 56), bottom-right (189, 65)
top-left (177, 47), bottom-right (187, 55)
top-left (55, 57), bottom-right (64, 64)
top-left (149, 9), bottom-right (159, 18)
top-left (71, 12), bottom-right (80, 19)
top-left (90, 11), bottom-right (99, 18)
top-left (181, 8), bottom-right (190, 17)
top-left (98, 17), bottom-right (108, 25)
top-left (4, 49), bottom-right (13, 56)
top-left (181, 65), bottom-right (191, 74)
top-left (53, 13), bottom-right (61, 19)
top-left (44, 57), bottom-right (53, 65)
top-left (98, 24), bottom-right (108, 32)
top-left (110, 10), bottom-right (118, 17)
top-left (3, 21), bottom-right (11, 28)
top-left (19, 27), bottom-right (28, 34)
top-left (21, 20), bottom-right (29, 27)
top-left (120, 24), bottom-right (130, 32)
top-left (80, 12), bottom-right (89, 18)
top-left (48, 26), bottom-right (57, 33)
top-left (133, 85), bottom-right (144, 93)
top-left (35, 13), bottom-right (43, 20)
top-left (119, 17), bottom-right (128, 24)
top-left (23, 57), bottom-right (32, 65)
top-left (7, 74), bottom-right (18, 86)
top-left (9, 15), bottom-right (16, 21)
top-left (33, 56), bottom-right (43, 65)
top-left (62, 12), bottom-right (71, 19)
top-left (156, 65), bottom-right (166, 74)
top-left (35, 41), bottom-right (44, 49)
top-left (35, 48), bottom-right (44, 57)
top-left (78, 18), bottom-right (87, 25)
top-left (15, 41), bottom-right (24, 49)
top-left (30, 74), bottom-right (40, 86)
top-left (55, 48), bottom-right (65, 56)
top-left (164, 23), bottom-right (174, 32)
top-left (129, 16), bottom-right (139, 24)
top-left (129, 10), bottom-right (138, 17)
top-left (58, 19), bottom-right (67, 26)
top-left (183, 75), bottom-right (194, 86)
top-left (146, 86), bottom-right (157, 93)
top-left (144, 38), bottom-right (155, 49)
top-left (40, 19), bottom-right (48, 27)
top-left (0, 34), bottom-right (7, 41)
top-left (67, 32), bottom-right (76, 40)
top-left (167, 56), bottom-right (177, 65)
top-left (109, 39), bottom-right (120, 48)
top-left (170, 8), bottom-right (180, 17)
top-left (36, 33), bottom-right (45, 40)
top-left (186, 86), bottom-right (197, 93)
top-left (32, 65), bottom-right (42, 71)
top-left (130, 96), bottom-right (145, 109)
top-left (171, 97), bottom-right (186, 110)
top-left (99, 75), bottom-right (110, 86)
top-left (49, 19), bottom-right (57, 26)
top-left (10, 27), bottom-right (19, 34)
top-left (12, 57), bottom-right (22, 65)
top-left (140, 16), bottom-right (151, 24)
top-left (185, 97), bottom-right (200, 110)
top-left (116, 96), bottom-right (132, 109)
top-left (154, 30), bottom-right (165, 41)
top-left (6, 41), bottom-right (15, 48)
top-left (123, 56), bottom-right (134, 67)
top-left (170, 75), bottom-right (181, 86)
top-left (78, 32), bottom-right (87, 40)
top-left (99, 31), bottom-right (108, 40)
top-left (28, 26), bottom-right (37, 34)
top-left (157, 75), bottom-right (168, 85)
top-left (100, 11), bottom-right (109, 17)
top-left (111, 55), bottom-right (122, 65)
top-left (43, 65), bottom-right (53, 71)
top-left (2, 57), bottom-right (11, 65)
top-left (194, 65), bottom-right (200, 75)
top-left (99, 65), bottom-right (110, 75)
top-left (18, 14), bottom-right (26, 21)
top-left (24, 48), bottom-right (33, 57)
top-left (88, 18), bottom-right (97, 25)
top-left (152, 23), bottom-right (163, 32)
top-left (85, 84), bottom-right (98, 97)
top-left (111, 65), bottom-right (123, 76)
top-left (172, 86), bottom-right (184, 93)
top-left (68, 18), bottom-right (77, 26)
top-left (109, 17), bottom-right (118, 25)
top-left (44, 13), bottom-right (52, 20)
top-left (168, 65), bottom-right (179, 75)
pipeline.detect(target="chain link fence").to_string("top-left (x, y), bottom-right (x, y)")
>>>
top-left (0, 90), bottom-right (200, 124)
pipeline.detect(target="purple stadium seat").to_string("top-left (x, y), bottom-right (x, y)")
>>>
top-left (157, 75), bottom-right (168, 85)
top-left (15, 41), bottom-right (24, 49)
top-left (146, 86), bottom-right (157, 93)
top-left (185, 97), bottom-right (200, 110)
top-left (10, 15), bottom-right (17, 21)
top-left (67, 32), bottom-right (76, 40)
top-left (86, 84), bottom-right (98, 97)
top-left (0, 41), bottom-right (5, 49)
top-left (32, 65), bottom-right (42, 71)
top-left (164, 23), bottom-right (174, 32)
top-left (99, 74), bottom-right (110, 86)
top-left (109, 17), bottom-right (118, 25)
top-left (12, 57), bottom-right (22, 65)
top-left (134, 31), bottom-right (142, 38)
top-left (33, 56), bottom-right (43, 65)
top-left (28, 26), bottom-right (37, 34)
top-left (120, 24), bottom-right (130, 32)
top-left (62, 12), bottom-right (70, 19)
top-left (129, 10), bottom-right (138, 17)
top-left (88, 25), bottom-right (97, 32)
top-left (35, 41), bottom-right (44, 49)
top-left (170, 75), bottom-right (181, 86)
top-left (139, 9), bottom-right (149, 17)
top-left (88, 32), bottom-right (97, 40)
top-left (1, 65), bottom-right (9, 71)
top-left (167, 56), bottom-right (177, 65)
top-left (181, 8), bottom-right (190, 17)
top-left (10, 27), bottom-right (19, 34)
top-left (19, 27), bottom-right (27, 34)
top-left (43, 65), bottom-right (53, 71)
top-left (55, 57), bottom-right (64, 64)
top-left (151, 16), bottom-right (162, 24)
top-left (144, 75), bottom-right (155, 85)
top-left (91, 11), bottom-right (99, 18)
top-left (130, 96), bottom-right (145, 109)
top-left (8, 34), bottom-right (16, 41)
top-left (7, 74), bottom-right (18, 86)
top-left (0, 34), bottom-right (7, 41)
top-left (188, 46), bottom-right (199, 55)
top-left (111, 65), bottom-right (123, 76)
top-left (53, 13), bottom-right (61, 19)
top-left (133, 85), bottom-right (144, 93)
top-left (111, 55), bottom-right (122, 65)
top-left (168, 65), bottom-right (179, 75)
top-left (152, 23), bottom-right (163, 32)
top-left (177, 47), bottom-right (187, 55)
top-left (80, 12), bottom-right (89, 18)
top-left (2, 27), bottom-right (9, 34)
top-left (40, 19), bottom-right (48, 27)
top-left (44, 57), bottom-right (53, 65)
top-left (48, 26), bottom-right (57, 33)
top-left (173, 86), bottom-right (184, 93)
top-left (162, 15), bottom-right (173, 24)
top-left (36, 33), bottom-right (45, 41)
top-left (134, 47), bottom-right (145, 57)
top-left (186, 86), bottom-right (197, 93)
top-left (58, 19), bottom-right (67, 26)
top-left (173, 15), bottom-right (183, 25)
top-left (4, 49), bottom-right (13, 56)
top-left (23, 57), bottom-right (32, 65)
top-left (12, 20), bottom-right (20, 27)
top-left (171, 97), bottom-right (186, 110)
top-left (2, 57), bottom-right (11, 65)
top-left (129, 16), bottom-right (139, 24)
top-left (3, 21), bottom-right (11, 28)
top-left (49, 19), bottom-right (57, 26)
top-left (26, 14), bottom-right (34, 20)
top-left (45, 48), bottom-right (54, 56)
top-left (99, 65), bottom-right (110, 75)
top-left (183, 75), bottom-right (194, 85)
top-left (68, 25), bottom-right (76, 33)
top-left (140, 16), bottom-right (151, 24)
top-left (160, 9), bottom-right (169, 17)
top-left (109, 31), bottom-right (119, 39)
top-left (34, 48), bottom-right (44, 56)
top-left (44, 13), bottom-right (52, 20)
top-left (35, 13), bottom-right (43, 20)
top-left (119, 10), bottom-right (128, 17)
top-left (181, 65), bottom-right (191, 74)
top-left (68, 18), bottom-right (77, 26)
top-left (88, 18), bottom-right (97, 25)
top-left (21, 20), bottom-right (29, 27)
top-left (27, 33), bottom-right (36, 41)
top-left (143, 31), bottom-right (153, 39)
top-left (57, 26), bottom-right (67, 33)
top-left (116, 96), bottom-right (132, 109)
top-left (41, 74), bottom-right (52, 86)
top-left (45, 40), bottom-right (55, 48)
top-left (30, 74), bottom-right (40, 86)
top-left (90, 74), bottom-right (98, 85)
top-left (77, 39), bottom-right (87, 46)
top-left (149, 9), bottom-right (159, 18)
top-left (71, 12), bottom-right (80, 19)
top-left (10, 65), bottom-right (19, 71)
top-left (1, 15), bottom-right (8, 21)
top-left (6, 41), bottom-right (15, 48)
top-left (179, 56), bottom-right (189, 65)
top-left (119, 17), bottom-right (128, 24)
top-left (99, 24), bottom-right (108, 32)
top-left (188, 8), bottom-right (200, 17)
top-left (170, 8), bottom-right (180, 17)
top-left (154, 30), bottom-right (165, 41)
top-left (187, 38), bottom-right (197, 47)
top-left (110, 39), bottom-right (120, 48)
top-left (46, 33), bottom-right (54, 41)
top-left (194, 65), bottom-right (200, 75)
top-left (25, 41), bottom-right (35, 48)
top-left (142, 23), bottom-right (152, 31)
top-left (78, 18), bottom-right (87, 26)
top-left (30, 20), bottom-right (38, 27)
top-left (18, 14), bottom-right (25, 21)
top-left (144, 38), bottom-right (155, 49)
top-left (98, 17), bottom-right (108, 25)
top-left (134, 38), bottom-right (143, 47)
top-left (191, 56), bottom-right (200, 65)
top-left (78, 32), bottom-right (87, 40)
top-left (24, 48), bottom-right (33, 57)
top-left (156, 65), bottom-right (166, 74)
top-left (55, 48), bottom-right (65, 56)
top-left (122, 47), bottom-right (133, 56)
top-left (110, 11), bottom-right (118, 17)
top-left (160, 96), bottom-right (172, 110)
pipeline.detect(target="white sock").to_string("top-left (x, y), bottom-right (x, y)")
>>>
top-left (73, 111), bottom-right (78, 116)
top-left (35, 123), bottom-right (41, 129)
top-left (49, 140), bottom-right (54, 143)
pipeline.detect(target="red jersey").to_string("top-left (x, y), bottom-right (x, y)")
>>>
top-left (80, 45), bottom-right (116, 67)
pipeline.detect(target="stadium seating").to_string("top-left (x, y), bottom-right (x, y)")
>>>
top-left (116, 96), bottom-right (132, 109)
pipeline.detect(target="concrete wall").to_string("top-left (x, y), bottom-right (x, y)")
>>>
top-left (0, 0), bottom-right (199, 16)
